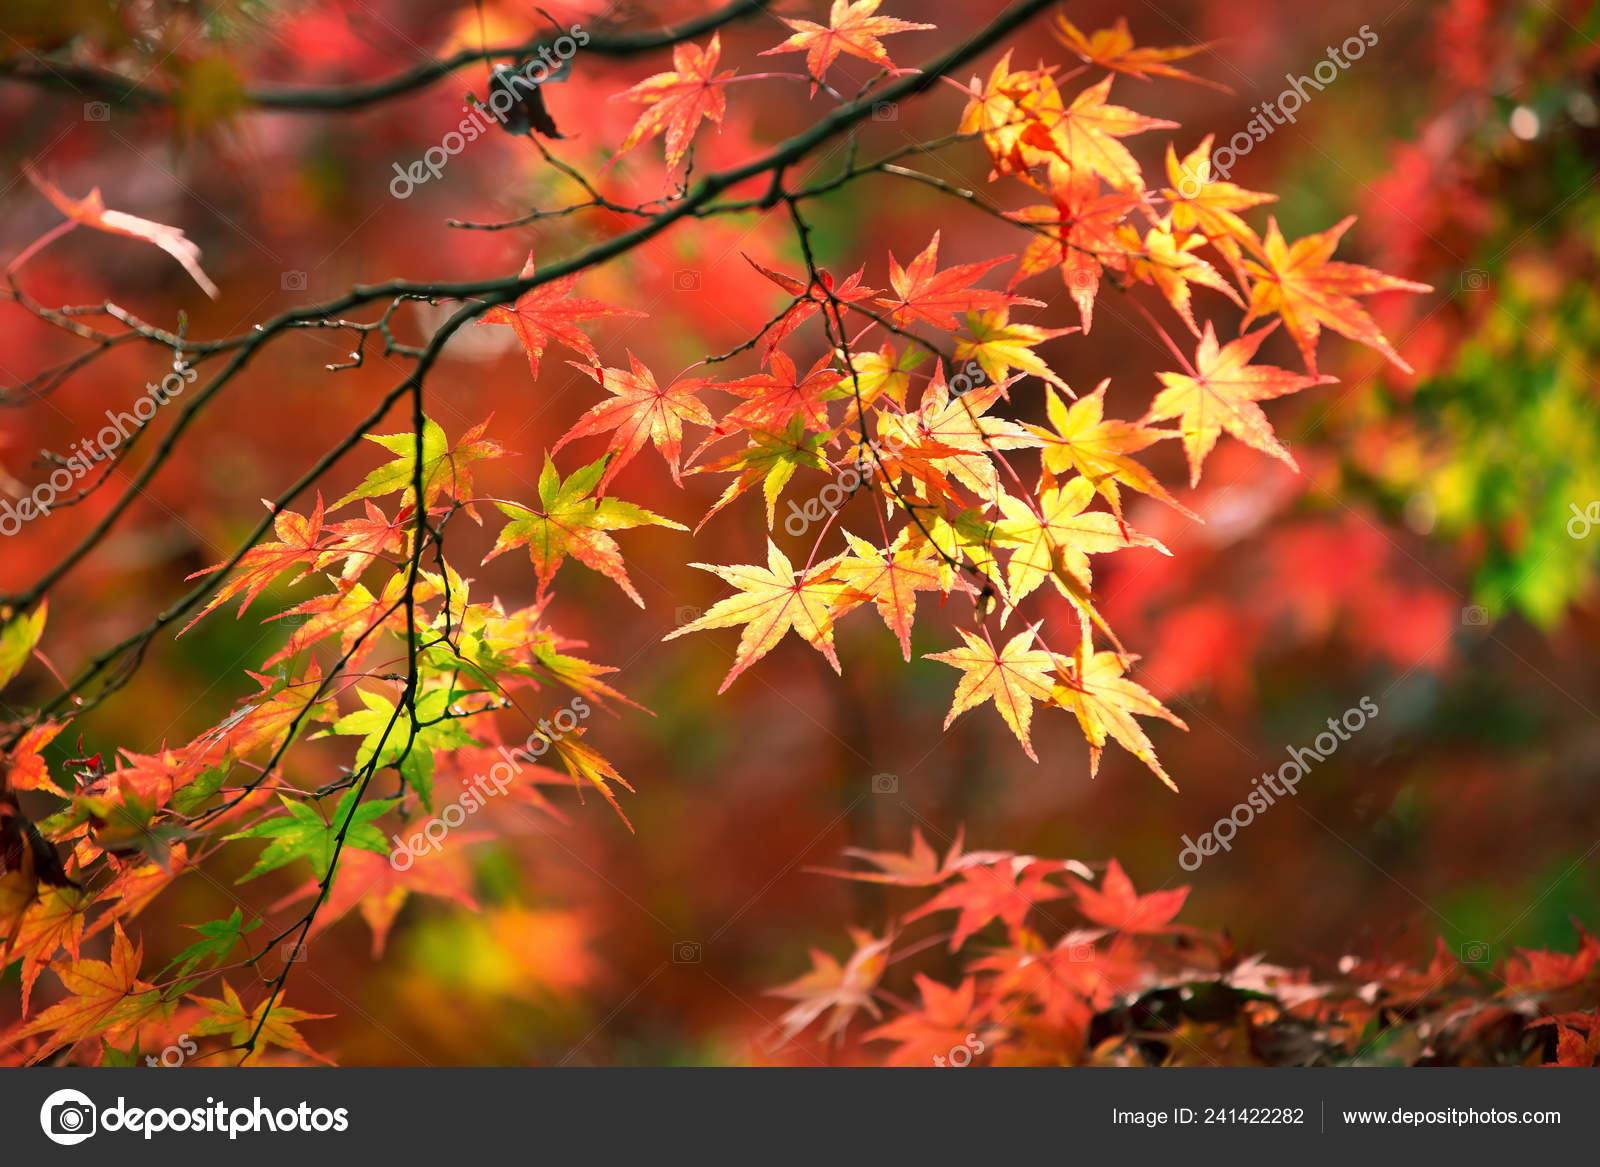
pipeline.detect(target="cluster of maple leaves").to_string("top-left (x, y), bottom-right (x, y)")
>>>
top-left (768, 828), bottom-right (1600, 1066)
top-left (0, 2), bottom-right (1445, 1066)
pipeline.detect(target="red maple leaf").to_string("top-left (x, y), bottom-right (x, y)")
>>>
top-left (476, 250), bottom-right (644, 380)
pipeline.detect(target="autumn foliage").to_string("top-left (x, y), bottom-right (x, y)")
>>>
top-left (1, 0), bottom-right (1597, 1069)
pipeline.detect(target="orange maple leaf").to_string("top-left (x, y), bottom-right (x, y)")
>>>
top-left (1008, 167), bottom-right (1141, 331)
top-left (743, 255), bottom-right (879, 364)
top-left (807, 825), bottom-right (1009, 886)
top-left (182, 495), bottom-right (325, 632)
top-left (877, 231), bottom-right (1032, 330)
top-left (1050, 650), bottom-right (1187, 789)
top-left (833, 527), bottom-right (943, 661)
top-left (904, 858), bottom-right (1070, 950)
top-left (1242, 216), bottom-right (1432, 374)
top-left (1052, 15), bottom-right (1223, 91)
top-left (925, 625), bottom-right (1057, 762)
top-left (759, 0), bottom-right (933, 94)
top-left (555, 352), bottom-right (716, 489)
top-left (476, 250), bottom-right (644, 380)
top-left (2, 923), bottom-right (165, 1063)
top-left (1070, 858), bottom-right (1189, 932)
top-left (611, 32), bottom-right (736, 172)
top-left (865, 974), bottom-right (988, 1066)
top-left (1047, 75), bottom-right (1176, 191)
top-left (767, 927), bottom-right (891, 1042)
top-left (664, 540), bottom-right (852, 692)
top-left (1146, 321), bottom-right (1335, 486)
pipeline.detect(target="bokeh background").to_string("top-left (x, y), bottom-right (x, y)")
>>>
top-left (2, 0), bottom-right (1598, 1065)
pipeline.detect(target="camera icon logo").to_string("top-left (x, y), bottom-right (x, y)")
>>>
top-left (672, 269), bottom-right (701, 292)
top-left (1461, 605), bottom-right (1489, 626)
top-left (282, 270), bottom-right (308, 292)
top-left (1460, 269), bottom-right (1491, 292)
top-left (672, 940), bottom-right (702, 964)
top-left (870, 772), bottom-right (898, 794)
top-left (40, 1088), bottom-right (97, 1145)
top-left (1460, 940), bottom-right (1491, 964)
top-left (674, 605), bottom-right (703, 627)
top-left (871, 101), bottom-right (899, 121)
top-left (83, 102), bottom-right (111, 122)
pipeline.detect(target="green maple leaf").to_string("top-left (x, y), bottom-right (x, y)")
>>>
top-left (326, 687), bottom-right (475, 810)
top-left (335, 415), bottom-right (502, 515)
top-left (227, 788), bottom-right (398, 883)
top-left (484, 453), bottom-right (685, 607)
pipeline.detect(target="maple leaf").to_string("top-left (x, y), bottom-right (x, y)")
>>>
top-left (828, 341), bottom-right (925, 412)
top-left (1050, 650), bottom-right (1187, 789)
top-left (1047, 76), bottom-right (1176, 191)
top-left (1163, 137), bottom-right (1276, 267)
top-left (958, 53), bottom-right (1070, 178)
top-left (189, 979), bottom-right (333, 1064)
top-left (715, 351), bottom-right (838, 436)
top-left (0, 602), bottom-right (46, 693)
top-left (891, 366), bottom-right (1040, 504)
top-left (1070, 858), bottom-right (1189, 932)
top-left (3, 720), bottom-right (65, 793)
top-left (903, 858), bottom-right (1069, 950)
top-left (554, 352), bottom-right (715, 489)
top-left (744, 255), bottom-right (878, 364)
top-left (1146, 321), bottom-right (1335, 486)
top-left (182, 495), bottom-right (325, 633)
top-left (23, 163), bottom-right (219, 298)
top-left (876, 231), bottom-right (1033, 330)
top-left (1052, 15), bottom-right (1222, 90)
top-left (326, 687), bottom-right (473, 811)
top-left (1008, 168), bottom-right (1141, 331)
top-left (1023, 382), bottom-right (1193, 520)
top-left (954, 308), bottom-right (1074, 392)
top-left (485, 453), bottom-right (685, 607)
top-left (1122, 221), bottom-right (1244, 336)
top-left (767, 927), bottom-right (890, 1043)
top-left (611, 32), bottom-right (736, 172)
top-left (663, 540), bottom-right (851, 692)
top-left (273, 847), bottom-right (477, 959)
top-left (1, 923), bottom-right (166, 1063)
top-left (833, 527), bottom-right (943, 660)
top-left (475, 249), bottom-right (644, 380)
top-left (688, 418), bottom-right (827, 534)
top-left (758, 0), bottom-right (933, 94)
top-left (12, 886), bottom-right (86, 1015)
top-left (994, 477), bottom-right (1168, 607)
top-left (317, 500), bottom-right (406, 580)
top-left (265, 577), bottom-right (409, 670)
top-left (866, 974), bottom-right (988, 1066)
top-left (227, 788), bottom-right (399, 883)
top-left (336, 416), bottom-right (503, 518)
top-left (925, 625), bottom-right (1057, 762)
top-left (808, 825), bottom-right (1009, 886)
top-left (1241, 216), bottom-right (1432, 374)
top-left (546, 728), bottom-right (636, 831)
